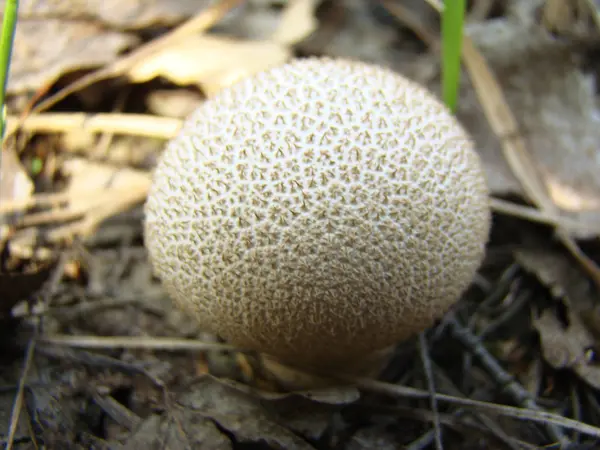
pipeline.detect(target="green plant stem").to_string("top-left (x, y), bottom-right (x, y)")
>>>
top-left (441, 0), bottom-right (466, 113)
top-left (0, 0), bottom-right (19, 141)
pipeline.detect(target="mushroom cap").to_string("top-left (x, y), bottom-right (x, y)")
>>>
top-left (144, 57), bottom-right (491, 371)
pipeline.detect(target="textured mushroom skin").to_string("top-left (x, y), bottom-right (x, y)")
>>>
top-left (144, 57), bottom-right (491, 371)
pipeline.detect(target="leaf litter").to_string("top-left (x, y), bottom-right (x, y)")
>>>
top-left (2, 0), bottom-right (600, 448)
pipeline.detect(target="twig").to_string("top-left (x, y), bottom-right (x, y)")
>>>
top-left (39, 335), bottom-right (238, 352)
top-left (344, 376), bottom-right (600, 440)
top-left (445, 313), bottom-right (570, 446)
top-left (5, 112), bottom-right (181, 140)
top-left (418, 332), bottom-right (443, 449)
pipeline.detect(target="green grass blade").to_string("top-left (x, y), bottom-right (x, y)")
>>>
top-left (441, 0), bottom-right (466, 112)
top-left (0, 0), bottom-right (19, 141)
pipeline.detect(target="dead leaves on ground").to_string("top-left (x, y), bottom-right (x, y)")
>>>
top-left (2, 0), bottom-right (600, 447)
top-left (120, 375), bottom-right (335, 450)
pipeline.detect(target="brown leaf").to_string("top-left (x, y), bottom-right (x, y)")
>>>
top-left (125, 375), bottom-right (320, 450)
top-left (533, 307), bottom-right (600, 390)
top-left (119, 412), bottom-right (232, 450)
top-left (516, 247), bottom-right (600, 388)
top-left (515, 247), bottom-right (597, 314)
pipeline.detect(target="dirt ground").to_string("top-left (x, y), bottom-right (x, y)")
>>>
top-left (2, 0), bottom-right (600, 449)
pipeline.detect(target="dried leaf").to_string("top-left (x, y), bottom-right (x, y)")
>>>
top-left (119, 413), bottom-right (232, 450)
top-left (62, 158), bottom-right (150, 212)
top-left (465, 17), bottom-right (600, 237)
top-left (270, 0), bottom-right (320, 45)
top-left (533, 307), bottom-right (600, 390)
top-left (8, 0), bottom-right (211, 30)
top-left (0, 145), bottom-right (34, 251)
top-left (516, 247), bottom-right (600, 388)
top-left (128, 34), bottom-right (290, 96)
top-left (515, 247), bottom-right (597, 314)
top-left (7, 19), bottom-right (137, 95)
top-left (175, 375), bottom-right (318, 449)
top-left (0, 147), bottom-right (34, 212)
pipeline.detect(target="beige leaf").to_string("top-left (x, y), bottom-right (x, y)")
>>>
top-left (0, 147), bottom-right (34, 208)
top-left (128, 34), bottom-right (291, 96)
top-left (270, 0), bottom-right (320, 45)
top-left (0, 146), bottom-right (34, 242)
top-left (62, 158), bottom-right (150, 212)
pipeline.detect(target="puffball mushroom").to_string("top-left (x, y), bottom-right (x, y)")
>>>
top-left (144, 57), bottom-right (491, 386)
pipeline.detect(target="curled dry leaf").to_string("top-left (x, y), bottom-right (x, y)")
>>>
top-left (533, 307), bottom-right (600, 390)
top-left (516, 247), bottom-right (600, 388)
top-left (128, 34), bottom-right (291, 97)
top-left (515, 247), bottom-right (597, 313)
top-left (10, 0), bottom-right (211, 30)
top-left (6, 18), bottom-right (137, 95)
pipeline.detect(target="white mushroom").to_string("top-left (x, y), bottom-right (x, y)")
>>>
top-left (144, 57), bottom-right (491, 387)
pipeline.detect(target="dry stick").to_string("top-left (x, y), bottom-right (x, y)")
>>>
top-left (91, 391), bottom-right (142, 431)
top-left (489, 198), bottom-right (596, 236)
top-left (17, 0), bottom-right (243, 120)
top-left (346, 376), bottom-right (600, 440)
top-left (418, 333), bottom-right (444, 450)
top-left (444, 313), bottom-right (569, 447)
top-left (5, 253), bottom-right (68, 450)
top-left (5, 112), bottom-right (181, 141)
top-left (39, 335), bottom-right (238, 352)
top-left (432, 364), bottom-right (525, 450)
top-left (372, 403), bottom-right (537, 450)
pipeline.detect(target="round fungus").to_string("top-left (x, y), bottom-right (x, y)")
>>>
top-left (144, 57), bottom-right (491, 385)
